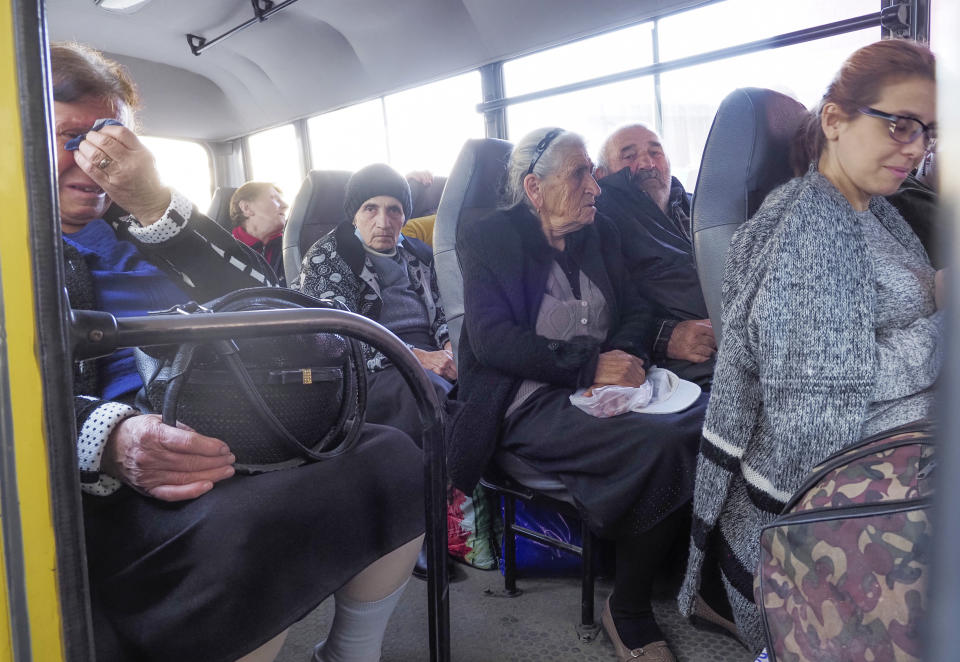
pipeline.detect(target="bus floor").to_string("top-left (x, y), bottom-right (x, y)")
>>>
top-left (275, 562), bottom-right (754, 661)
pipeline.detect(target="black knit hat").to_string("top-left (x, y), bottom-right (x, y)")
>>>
top-left (343, 163), bottom-right (412, 222)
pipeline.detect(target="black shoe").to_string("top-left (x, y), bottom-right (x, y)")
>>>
top-left (413, 545), bottom-right (429, 580)
top-left (412, 544), bottom-right (453, 581)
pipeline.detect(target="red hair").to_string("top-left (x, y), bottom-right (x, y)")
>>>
top-left (791, 39), bottom-right (935, 175)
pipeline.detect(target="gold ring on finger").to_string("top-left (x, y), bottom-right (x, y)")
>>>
top-left (97, 157), bottom-right (113, 170)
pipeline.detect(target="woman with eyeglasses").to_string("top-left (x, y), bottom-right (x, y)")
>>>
top-left (448, 127), bottom-right (709, 662)
top-left (679, 39), bottom-right (942, 653)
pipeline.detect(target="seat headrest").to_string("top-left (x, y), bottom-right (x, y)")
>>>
top-left (207, 186), bottom-right (238, 230)
top-left (410, 175), bottom-right (447, 218)
top-left (434, 138), bottom-right (513, 362)
top-left (692, 87), bottom-right (808, 342)
top-left (282, 170), bottom-right (353, 284)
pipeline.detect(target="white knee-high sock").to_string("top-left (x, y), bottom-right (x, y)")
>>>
top-left (313, 579), bottom-right (409, 662)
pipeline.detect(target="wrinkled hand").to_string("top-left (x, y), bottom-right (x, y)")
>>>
top-left (75, 124), bottom-right (171, 225)
top-left (101, 414), bottom-right (235, 502)
top-left (406, 170), bottom-right (434, 187)
top-left (935, 269), bottom-right (947, 310)
top-left (412, 347), bottom-right (457, 381)
top-left (590, 350), bottom-right (646, 393)
top-left (667, 319), bottom-right (716, 363)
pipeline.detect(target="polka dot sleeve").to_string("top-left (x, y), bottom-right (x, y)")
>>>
top-left (77, 401), bottom-right (138, 496)
top-left (122, 190), bottom-right (194, 244)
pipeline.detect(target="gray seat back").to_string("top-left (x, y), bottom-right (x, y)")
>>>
top-left (692, 87), bottom-right (808, 343)
top-left (410, 175), bottom-right (447, 219)
top-left (282, 170), bottom-right (353, 284)
top-left (207, 186), bottom-right (238, 230)
top-left (434, 139), bottom-right (513, 363)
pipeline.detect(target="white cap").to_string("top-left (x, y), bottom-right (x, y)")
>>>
top-left (631, 367), bottom-right (702, 414)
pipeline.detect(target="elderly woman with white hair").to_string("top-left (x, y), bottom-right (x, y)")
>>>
top-left (446, 127), bottom-right (710, 662)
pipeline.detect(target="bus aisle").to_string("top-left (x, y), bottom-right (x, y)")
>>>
top-left (275, 564), bottom-right (750, 661)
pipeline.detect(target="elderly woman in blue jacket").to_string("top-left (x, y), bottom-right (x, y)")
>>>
top-left (55, 42), bottom-right (423, 662)
top-left (296, 163), bottom-right (454, 444)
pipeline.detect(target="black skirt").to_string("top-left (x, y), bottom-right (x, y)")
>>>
top-left (83, 422), bottom-right (424, 662)
top-left (501, 386), bottom-right (707, 536)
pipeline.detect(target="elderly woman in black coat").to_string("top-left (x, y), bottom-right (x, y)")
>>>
top-left (448, 128), bottom-right (709, 662)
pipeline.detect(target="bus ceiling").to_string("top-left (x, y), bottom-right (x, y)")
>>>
top-left (39, 0), bottom-right (781, 142)
top-left (46, 0), bottom-right (928, 144)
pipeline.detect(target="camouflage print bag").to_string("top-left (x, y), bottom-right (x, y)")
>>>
top-left (755, 420), bottom-right (934, 662)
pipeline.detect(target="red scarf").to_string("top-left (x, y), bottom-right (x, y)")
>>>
top-left (232, 225), bottom-right (282, 267)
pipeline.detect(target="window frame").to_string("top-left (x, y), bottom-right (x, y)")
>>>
top-left (483, 4), bottom-right (891, 142)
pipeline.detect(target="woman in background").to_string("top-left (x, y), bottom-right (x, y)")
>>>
top-left (230, 181), bottom-right (289, 284)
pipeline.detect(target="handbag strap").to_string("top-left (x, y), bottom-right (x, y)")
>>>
top-left (206, 286), bottom-right (331, 312)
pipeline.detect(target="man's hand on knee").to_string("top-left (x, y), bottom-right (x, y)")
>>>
top-left (412, 347), bottom-right (458, 381)
top-left (666, 319), bottom-right (717, 363)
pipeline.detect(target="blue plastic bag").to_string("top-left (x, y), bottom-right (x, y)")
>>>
top-left (499, 498), bottom-right (583, 576)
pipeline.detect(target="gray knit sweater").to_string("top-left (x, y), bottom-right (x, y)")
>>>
top-left (677, 167), bottom-right (942, 651)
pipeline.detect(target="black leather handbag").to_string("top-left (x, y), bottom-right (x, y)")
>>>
top-left (135, 287), bottom-right (367, 473)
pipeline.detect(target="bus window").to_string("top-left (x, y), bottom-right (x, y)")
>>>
top-left (384, 71), bottom-right (484, 176)
top-left (246, 123), bottom-right (303, 202)
top-left (506, 76), bottom-right (657, 158)
top-left (660, 27), bottom-right (879, 188)
top-left (308, 99), bottom-right (389, 172)
top-left (657, 0), bottom-right (879, 61)
top-left (503, 22), bottom-right (656, 152)
top-left (503, 22), bottom-right (655, 97)
top-left (308, 72), bottom-right (484, 176)
top-left (140, 136), bottom-right (213, 211)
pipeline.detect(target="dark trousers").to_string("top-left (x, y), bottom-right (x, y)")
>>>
top-left (366, 364), bottom-right (452, 446)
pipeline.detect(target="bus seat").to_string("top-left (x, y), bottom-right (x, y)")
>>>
top-left (436, 137), bottom-right (601, 640)
top-left (282, 170), bottom-right (353, 285)
top-left (410, 175), bottom-right (447, 218)
top-left (692, 87), bottom-right (807, 344)
top-left (434, 138), bottom-right (512, 364)
top-left (207, 186), bottom-right (238, 230)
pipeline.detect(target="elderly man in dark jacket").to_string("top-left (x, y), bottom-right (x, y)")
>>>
top-left (595, 124), bottom-right (716, 388)
top-left (295, 163), bottom-right (454, 446)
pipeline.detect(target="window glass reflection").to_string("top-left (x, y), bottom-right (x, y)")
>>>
top-left (384, 71), bottom-right (483, 176)
top-left (658, 0), bottom-right (878, 62)
top-left (308, 100), bottom-right (388, 172)
top-left (660, 28), bottom-right (877, 189)
top-left (507, 76), bottom-right (657, 164)
top-left (504, 22), bottom-right (654, 97)
top-left (247, 124), bottom-right (303, 203)
top-left (140, 136), bottom-right (213, 211)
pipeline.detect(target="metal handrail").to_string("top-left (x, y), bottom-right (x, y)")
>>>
top-left (71, 306), bottom-right (450, 662)
top-left (186, 0), bottom-right (301, 56)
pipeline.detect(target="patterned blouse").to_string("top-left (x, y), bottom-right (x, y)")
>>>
top-left (294, 223), bottom-right (449, 372)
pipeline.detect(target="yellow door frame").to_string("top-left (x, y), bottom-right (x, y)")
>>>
top-left (0, 1), bottom-right (79, 660)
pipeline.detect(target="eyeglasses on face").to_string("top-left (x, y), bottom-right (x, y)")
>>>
top-left (858, 107), bottom-right (937, 152)
top-left (526, 129), bottom-right (564, 175)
